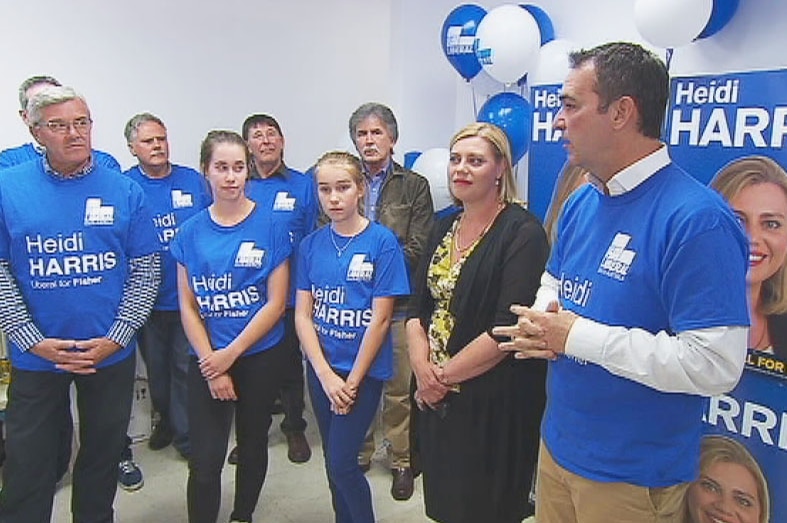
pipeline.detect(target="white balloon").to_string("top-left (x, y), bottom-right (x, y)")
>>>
top-left (475, 4), bottom-right (541, 85)
top-left (634, 0), bottom-right (713, 48)
top-left (411, 148), bottom-right (453, 212)
top-left (530, 39), bottom-right (577, 86)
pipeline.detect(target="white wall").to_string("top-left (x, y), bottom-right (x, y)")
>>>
top-left (0, 0), bottom-right (394, 170)
top-left (1, 0), bottom-right (786, 178)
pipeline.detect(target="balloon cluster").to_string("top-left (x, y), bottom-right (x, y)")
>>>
top-left (634, 0), bottom-right (739, 49)
top-left (440, 4), bottom-right (566, 166)
top-left (441, 3), bottom-right (555, 85)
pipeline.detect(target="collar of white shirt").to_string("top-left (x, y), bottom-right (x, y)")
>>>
top-left (591, 145), bottom-right (671, 196)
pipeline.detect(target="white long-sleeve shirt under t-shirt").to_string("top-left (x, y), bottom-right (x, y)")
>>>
top-left (536, 146), bottom-right (748, 396)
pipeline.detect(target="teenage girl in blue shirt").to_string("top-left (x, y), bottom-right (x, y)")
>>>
top-left (295, 152), bottom-right (409, 523)
top-left (171, 130), bottom-right (290, 523)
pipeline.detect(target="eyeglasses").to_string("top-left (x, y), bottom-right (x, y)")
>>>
top-left (250, 129), bottom-right (281, 142)
top-left (40, 117), bottom-right (92, 134)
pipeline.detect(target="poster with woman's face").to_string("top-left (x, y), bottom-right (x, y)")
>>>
top-left (668, 68), bottom-right (787, 523)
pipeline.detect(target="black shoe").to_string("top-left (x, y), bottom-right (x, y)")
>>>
top-left (286, 432), bottom-right (311, 463)
top-left (271, 397), bottom-right (284, 415)
top-left (227, 446), bottom-right (238, 465)
top-left (391, 467), bottom-right (414, 501)
top-left (148, 421), bottom-right (173, 451)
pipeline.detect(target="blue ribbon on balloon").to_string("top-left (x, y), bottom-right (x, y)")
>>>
top-left (441, 4), bottom-right (487, 81)
top-left (477, 92), bottom-right (533, 165)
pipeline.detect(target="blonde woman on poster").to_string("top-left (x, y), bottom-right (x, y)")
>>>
top-left (685, 435), bottom-right (769, 523)
top-left (711, 155), bottom-right (787, 360)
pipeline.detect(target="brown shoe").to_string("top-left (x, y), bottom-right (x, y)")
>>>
top-left (391, 467), bottom-right (414, 501)
top-left (286, 432), bottom-right (311, 463)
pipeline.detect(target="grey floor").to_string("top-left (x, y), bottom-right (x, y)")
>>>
top-left (52, 406), bottom-right (430, 523)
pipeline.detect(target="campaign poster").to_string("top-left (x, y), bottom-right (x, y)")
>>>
top-left (668, 68), bottom-right (787, 523)
top-left (666, 69), bottom-right (787, 183)
top-left (527, 83), bottom-right (567, 222)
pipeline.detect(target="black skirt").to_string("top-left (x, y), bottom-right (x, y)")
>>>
top-left (415, 357), bottom-right (546, 523)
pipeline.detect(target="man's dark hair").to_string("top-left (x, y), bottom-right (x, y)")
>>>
top-left (241, 113), bottom-right (283, 141)
top-left (569, 42), bottom-right (668, 139)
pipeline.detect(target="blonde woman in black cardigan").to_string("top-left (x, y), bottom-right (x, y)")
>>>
top-left (406, 122), bottom-right (549, 523)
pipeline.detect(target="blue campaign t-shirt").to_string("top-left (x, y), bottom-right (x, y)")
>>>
top-left (124, 164), bottom-right (211, 310)
top-left (170, 205), bottom-right (291, 357)
top-left (0, 143), bottom-right (121, 172)
top-left (246, 167), bottom-right (317, 307)
top-left (543, 163), bottom-right (749, 487)
top-left (296, 221), bottom-right (410, 380)
top-left (0, 159), bottom-right (159, 371)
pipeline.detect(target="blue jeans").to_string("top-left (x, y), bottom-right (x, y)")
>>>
top-left (0, 355), bottom-right (135, 523)
top-left (307, 364), bottom-right (382, 523)
top-left (138, 309), bottom-right (191, 455)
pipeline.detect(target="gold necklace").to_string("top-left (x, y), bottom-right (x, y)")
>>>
top-left (454, 203), bottom-right (504, 253)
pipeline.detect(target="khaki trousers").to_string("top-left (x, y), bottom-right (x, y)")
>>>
top-left (535, 442), bottom-right (688, 523)
top-left (360, 317), bottom-right (411, 468)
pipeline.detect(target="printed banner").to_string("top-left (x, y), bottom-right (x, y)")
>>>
top-left (527, 83), bottom-right (567, 221)
top-left (669, 68), bottom-right (787, 523)
top-left (666, 68), bottom-right (787, 183)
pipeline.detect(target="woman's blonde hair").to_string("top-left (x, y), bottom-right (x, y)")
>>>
top-left (690, 436), bottom-right (770, 523)
top-left (543, 163), bottom-right (589, 246)
top-left (711, 155), bottom-right (787, 314)
top-left (449, 122), bottom-right (520, 205)
top-left (314, 151), bottom-right (366, 213)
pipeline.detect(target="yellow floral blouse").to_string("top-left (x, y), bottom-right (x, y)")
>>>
top-left (426, 218), bottom-right (481, 392)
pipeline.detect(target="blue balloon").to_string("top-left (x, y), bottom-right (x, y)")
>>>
top-left (477, 92), bottom-right (532, 164)
top-left (404, 151), bottom-right (421, 170)
top-left (520, 4), bottom-right (555, 45)
top-left (441, 4), bottom-right (487, 81)
top-left (697, 0), bottom-right (739, 39)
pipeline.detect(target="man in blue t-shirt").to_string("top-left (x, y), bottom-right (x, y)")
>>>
top-left (0, 75), bottom-right (140, 491)
top-left (0, 86), bottom-right (160, 523)
top-left (124, 113), bottom-right (210, 461)
top-left (0, 75), bottom-right (120, 172)
top-left (233, 113), bottom-right (317, 466)
top-left (495, 42), bottom-right (749, 523)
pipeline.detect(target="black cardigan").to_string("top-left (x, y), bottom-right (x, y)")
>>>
top-left (409, 203), bottom-right (549, 358)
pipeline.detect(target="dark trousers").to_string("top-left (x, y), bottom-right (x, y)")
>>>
top-left (307, 364), bottom-right (382, 523)
top-left (0, 355), bottom-right (135, 523)
top-left (187, 343), bottom-right (286, 523)
top-left (138, 310), bottom-right (191, 455)
top-left (278, 308), bottom-right (306, 434)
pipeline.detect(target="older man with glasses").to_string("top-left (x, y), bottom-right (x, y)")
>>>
top-left (0, 86), bottom-right (160, 523)
top-left (0, 75), bottom-right (120, 171)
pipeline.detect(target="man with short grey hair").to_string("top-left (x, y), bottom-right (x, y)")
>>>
top-left (351, 102), bottom-right (433, 501)
top-left (0, 86), bottom-right (160, 522)
top-left (124, 111), bottom-right (210, 461)
top-left (0, 75), bottom-right (120, 171)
